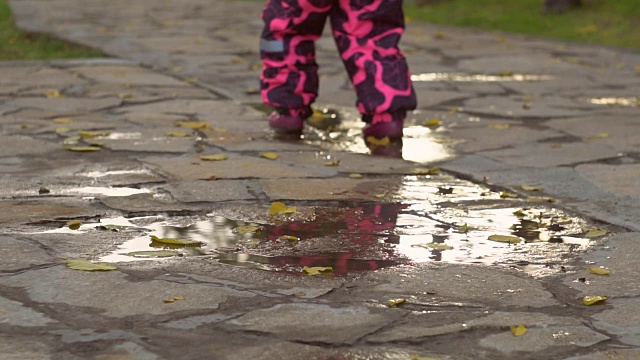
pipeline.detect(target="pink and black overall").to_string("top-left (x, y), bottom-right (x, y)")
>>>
top-left (260, 0), bottom-right (417, 124)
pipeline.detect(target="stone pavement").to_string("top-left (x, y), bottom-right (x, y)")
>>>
top-left (1, 0), bottom-right (640, 359)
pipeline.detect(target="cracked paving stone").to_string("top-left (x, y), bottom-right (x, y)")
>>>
top-left (0, 135), bottom-right (60, 156)
top-left (99, 193), bottom-right (202, 213)
top-left (462, 95), bottom-right (595, 119)
top-left (0, 199), bottom-right (103, 226)
top-left (564, 349), bottom-right (640, 360)
top-left (0, 236), bottom-right (55, 271)
top-left (348, 263), bottom-right (558, 308)
top-left (100, 128), bottom-right (196, 153)
top-left (451, 125), bottom-right (563, 153)
top-left (0, 296), bottom-right (56, 327)
top-left (7, 97), bottom-right (121, 113)
top-left (0, 266), bottom-right (255, 318)
top-left (226, 303), bottom-right (405, 344)
top-left (274, 151), bottom-right (415, 175)
top-left (478, 142), bottom-right (621, 168)
top-left (260, 177), bottom-right (398, 201)
top-left (592, 298), bottom-right (640, 346)
top-left (69, 65), bottom-right (189, 87)
top-left (575, 163), bottom-right (640, 198)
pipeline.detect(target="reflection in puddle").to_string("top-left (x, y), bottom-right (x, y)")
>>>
top-left (65, 186), bottom-right (151, 197)
top-left (588, 97), bottom-right (639, 107)
top-left (411, 73), bottom-right (553, 82)
top-left (92, 176), bottom-right (595, 276)
top-left (79, 169), bottom-right (154, 178)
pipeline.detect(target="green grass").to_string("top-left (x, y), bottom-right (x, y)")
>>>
top-left (0, 0), bottom-right (103, 60)
top-left (405, 0), bottom-right (640, 50)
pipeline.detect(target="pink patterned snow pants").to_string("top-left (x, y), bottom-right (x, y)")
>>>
top-left (260, 0), bottom-right (417, 123)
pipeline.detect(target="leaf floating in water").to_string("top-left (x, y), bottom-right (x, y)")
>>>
top-left (423, 119), bottom-right (442, 127)
top-left (45, 89), bottom-right (64, 98)
top-left (349, 173), bottom-right (363, 179)
top-left (513, 209), bottom-right (526, 217)
top-left (488, 235), bottom-right (522, 244)
top-left (149, 235), bottom-right (201, 246)
top-left (176, 121), bottom-right (210, 129)
top-left (411, 167), bottom-right (440, 175)
top-left (585, 227), bottom-right (608, 238)
top-left (80, 131), bottom-right (110, 139)
top-left (269, 201), bottom-right (297, 215)
top-left (510, 324), bottom-right (527, 337)
top-left (66, 220), bottom-right (82, 230)
top-left (96, 224), bottom-right (128, 232)
top-left (458, 223), bottom-right (468, 233)
top-left (588, 267), bottom-right (611, 276)
top-left (235, 225), bottom-right (261, 234)
top-left (166, 131), bottom-right (191, 137)
top-left (500, 191), bottom-right (518, 198)
top-left (387, 298), bottom-right (406, 307)
top-left (260, 152), bottom-right (279, 160)
top-left (488, 122), bottom-right (510, 130)
top-left (520, 185), bottom-right (542, 191)
top-left (64, 146), bottom-right (102, 152)
top-left (302, 266), bottom-right (333, 276)
top-left (412, 243), bottom-right (454, 250)
top-left (278, 235), bottom-right (298, 241)
top-left (127, 250), bottom-right (177, 258)
top-left (66, 258), bottom-right (117, 271)
top-left (583, 296), bottom-right (608, 306)
top-left (200, 153), bottom-right (228, 161)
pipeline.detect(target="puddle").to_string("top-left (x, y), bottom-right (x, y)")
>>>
top-left (78, 169), bottom-right (155, 178)
top-left (411, 72), bottom-right (553, 82)
top-left (65, 186), bottom-right (151, 197)
top-left (85, 176), bottom-right (596, 276)
top-left (587, 97), bottom-right (639, 107)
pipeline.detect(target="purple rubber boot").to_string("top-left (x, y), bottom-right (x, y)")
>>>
top-left (268, 110), bottom-right (304, 134)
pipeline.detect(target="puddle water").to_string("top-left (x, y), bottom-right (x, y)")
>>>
top-left (65, 186), bottom-right (151, 197)
top-left (78, 169), bottom-right (155, 178)
top-left (587, 97), bottom-right (639, 107)
top-left (84, 176), bottom-right (595, 277)
top-left (411, 73), bottom-right (553, 82)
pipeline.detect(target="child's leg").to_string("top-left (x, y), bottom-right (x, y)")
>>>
top-left (330, 0), bottom-right (416, 133)
top-left (260, 0), bottom-right (334, 120)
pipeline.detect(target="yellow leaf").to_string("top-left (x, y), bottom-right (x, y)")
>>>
top-left (230, 57), bottom-right (246, 64)
top-left (511, 324), bottom-right (527, 336)
top-left (387, 298), bottom-right (406, 307)
top-left (411, 167), bottom-right (440, 175)
top-left (55, 127), bottom-right (70, 135)
top-left (489, 123), bottom-right (510, 130)
top-left (66, 220), bottom-right (82, 230)
top-left (166, 131), bottom-right (191, 137)
top-left (149, 235), bottom-right (201, 246)
top-left (64, 146), bottom-right (102, 152)
top-left (498, 71), bottom-right (514, 77)
top-left (521, 185), bottom-right (542, 191)
top-left (200, 153), bottom-right (228, 161)
top-left (235, 225), bottom-right (261, 234)
top-left (269, 201), bottom-right (297, 215)
top-left (349, 173), bottom-right (363, 179)
top-left (63, 135), bottom-right (81, 144)
top-left (488, 234), bottom-right (522, 244)
top-left (459, 223), bottom-right (468, 233)
top-left (448, 107), bottom-right (458, 114)
top-left (177, 121), bottom-right (210, 129)
top-left (79, 131), bottom-right (110, 139)
top-left (585, 227), bottom-right (608, 238)
top-left (583, 296), bottom-right (608, 306)
top-left (323, 160), bottom-right (340, 166)
top-left (500, 191), bottom-right (518, 198)
top-left (260, 152), bottom-right (279, 160)
top-left (184, 77), bottom-right (199, 84)
top-left (117, 93), bottom-right (135, 99)
top-left (635, 65), bottom-right (640, 72)
top-left (302, 266), bottom-right (333, 275)
top-left (53, 118), bottom-right (73, 124)
top-left (245, 87), bottom-right (260, 95)
top-left (588, 267), bottom-right (610, 276)
top-left (373, 194), bottom-right (385, 199)
top-left (513, 209), bottom-right (526, 217)
top-left (163, 296), bottom-right (185, 303)
top-left (423, 119), bottom-right (442, 127)
top-left (278, 235), bottom-right (298, 241)
top-left (45, 90), bottom-right (64, 98)
top-left (65, 258), bottom-right (117, 271)
top-left (587, 132), bottom-right (609, 141)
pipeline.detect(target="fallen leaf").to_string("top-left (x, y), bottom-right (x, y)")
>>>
top-left (583, 295), bottom-right (607, 306)
top-left (585, 227), bottom-right (608, 238)
top-left (387, 298), bottom-right (406, 307)
top-left (149, 235), bottom-right (201, 246)
top-left (235, 225), bottom-right (261, 234)
top-left (500, 191), bottom-right (518, 198)
top-left (459, 223), bottom-right (468, 233)
top-left (373, 194), bottom-right (385, 199)
top-left (423, 119), bottom-right (442, 127)
top-left (66, 258), bottom-right (117, 271)
top-left (64, 146), bottom-right (102, 152)
top-left (488, 123), bottom-right (510, 130)
top-left (586, 133), bottom-right (609, 141)
top-left (53, 118), bottom-right (73, 124)
top-left (278, 235), bottom-right (298, 241)
top-left (488, 235), bottom-right (522, 244)
top-left (245, 87), bottom-right (260, 95)
top-left (513, 209), bottom-right (526, 217)
top-left (411, 167), bottom-right (440, 175)
top-left (80, 131), bottom-right (110, 139)
top-left (230, 57), bottom-right (246, 63)
top-left (498, 71), bottom-right (514, 77)
top-left (349, 173), bottom-right (363, 179)
top-left (260, 152), bottom-right (279, 160)
top-left (588, 267), bottom-right (611, 276)
top-left (117, 93), bottom-right (135, 99)
top-left (173, 296), bottom-right (185, 301)
top-left (163, 296), bottom-right (185, 303)
top-left (269, 201), bottom-right (297, 215)
top-left (527, 196), bottom-right (556, 203)
top-left (200, 153), bottom-right (228, 161)
top-left (66, 220), bottom-right (82, 230)
top-left (520, 185), bottom-right (542, 191)
top-left (302, 266), bottom-right (333, 275)
top-left (163, 298), bottom-right (175, 303)
top-left (176, 121), bottom-right (210, 129)
top-left (45, 90), bottom-right (64, 98)
top-left (448, 107), bottom-right (458, 114)
top-left (184, 76), bottom-right (199, 84)
top-left (412, 243), bottom-right (454, 250)
top-left (166, 131), bottom-right (191, 137)
top-left (55, 127), bottom-right (70, 135)
top-left (323, 160), bottom-right (340, 166)
top-left (127, 250), bottom-right (177, 258)
top-left (511, 324), bottom-right (527, 336)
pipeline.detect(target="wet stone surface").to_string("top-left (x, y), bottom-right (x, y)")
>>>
top-left (3, 0), bottom-right (640, 358)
